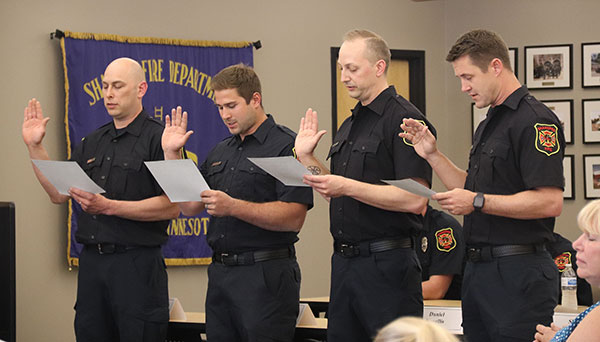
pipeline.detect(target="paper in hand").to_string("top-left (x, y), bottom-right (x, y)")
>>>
top-left (247, 156), bottom-right (311, 187)
top-left (145, 159), bottom-right (210, 202)
top-left (32, 160), bottom-right (105, 195)
top-left (382, 179), bottom-right (436, 198)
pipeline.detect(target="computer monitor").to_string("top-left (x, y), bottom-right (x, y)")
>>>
top-left (0, 202), bottom-right (15, 342)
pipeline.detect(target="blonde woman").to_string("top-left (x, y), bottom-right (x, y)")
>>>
top-left (535, 199), bottom-right (600, 341)
top-left (374, 317), bottom-right (458, 342)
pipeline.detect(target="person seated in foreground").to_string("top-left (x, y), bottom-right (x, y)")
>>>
top-left (534, 199), bottom-right (600, 341)
top-left (374, 316), bottom-right (458, 342)
top-left (548, 232), bottom-right (594, 306)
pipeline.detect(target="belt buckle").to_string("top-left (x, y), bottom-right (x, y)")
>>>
top-left (97, 243), bottom-right (115, 255)
top-left (339, 244), bottom-right (357, 257)
top-left (221, 253), bottom-right (239, 266)
top-left (467, 248), bottom-right (481, 262)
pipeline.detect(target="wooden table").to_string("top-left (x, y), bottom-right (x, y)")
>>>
top-left (168, 312), bottom-right (327, 342)
top-left (167, 300), bottom-right (587, 341)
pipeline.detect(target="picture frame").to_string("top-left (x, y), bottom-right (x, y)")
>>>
top-left (582, 99), bottom-right (600, 143)
top-left (583, 154), bottom-right (600, 199)
top-left (582, 42), bottom-right (600, 88)
top-left (524, 44), bottom-right (572, 90)
top-left (508, 47), bottom-right (518, 78)
top-left (471, 103), bottom-right (489, 139)
top-left (563, 154), bottom-right (574, 199)
top-left (541, 99), bottom-right (573, 144)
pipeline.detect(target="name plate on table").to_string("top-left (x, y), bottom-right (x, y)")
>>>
top-left (423, 305), bottom-right (463, 334)
top-left (553, 311), bottom-right (580, 328)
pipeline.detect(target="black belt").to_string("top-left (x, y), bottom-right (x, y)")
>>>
top-left (85, 243), bottom-right (141, 255)
top-left (467, 244), bottom-right (546, 262)
top-left (334, 237), bottom-right (413, 258)
top-left (212, 247), bottom-right (294, 266)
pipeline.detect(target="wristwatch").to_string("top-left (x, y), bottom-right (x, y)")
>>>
top-left (473, 192), bottom-right (485, 212)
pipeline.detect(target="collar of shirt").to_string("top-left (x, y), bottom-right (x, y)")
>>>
top-left (229, 114), bottom-right (275, 146)
top-left (351, 85), bottom-right (396, 118)
top-left (104, 108), bottom-right (147, 138)
top-left (493, 85), bottom-right (529, 112)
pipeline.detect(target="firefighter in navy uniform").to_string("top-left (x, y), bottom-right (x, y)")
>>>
top-left (401, 29), bottom-right (565, 341)
top-left (161, 64), bottom-right (312, 342)
top-left (23, 58), bottom-right (180, 341)
top-left (549, 232), bottom-right (593, 306)
top-left (417, 205), bottom-right (465, 300)
top-left (295, 30), bottom-right (436, 342)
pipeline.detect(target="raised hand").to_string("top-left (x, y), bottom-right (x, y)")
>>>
top-left (22, 98), bottom-right (50, 147)
top-left (295, 108), bottom-right (327, 161)
top-left (162, 106), bottom-right (194, 159)
top-left (399, 118), bottom-right (438, 159)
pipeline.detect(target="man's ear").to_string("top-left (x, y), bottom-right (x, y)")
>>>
top-left (137, 81), bottom-right (148, 98)
top-left (375, 59), bottom-right (387, 77)
top-left (251, 92), bottom-right (262, 108)
top-left (490, 58), bottom-right (503, 76)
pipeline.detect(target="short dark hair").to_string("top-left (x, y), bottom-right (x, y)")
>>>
top-left (211, 63), bottom-right (261, 104)
top-left (446, 29), bottom-right (512, 73)
top-left (343, 29), bottom-right (391, 73)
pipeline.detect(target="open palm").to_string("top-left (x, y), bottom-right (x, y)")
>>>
top-left (162, 106), bottom-right (194, 154)
top-left (22, 98), bottom-right (50, 146)
top-left (295, 108), bottom-right (326, 159)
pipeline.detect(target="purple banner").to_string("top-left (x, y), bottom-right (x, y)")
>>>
top-left (61, 31), bottom-right (253, 266)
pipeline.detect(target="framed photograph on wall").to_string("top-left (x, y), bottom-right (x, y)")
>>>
top-left (563, 154), bottom-right (574, 199)
top-left (583, 154), bottom-right (600, 199)
top-left (542, 99), bottom-right (573, 144)
top-left (471, 103), bottom-right (489, 139)
top-left (524, 44), bottom-right (572, 90)
top-left (582, 99), bottom-right (600, 143)
top-left (582, 42), bottom-right (600, 88)
top-left (508, 47), bottom-right (518, 78)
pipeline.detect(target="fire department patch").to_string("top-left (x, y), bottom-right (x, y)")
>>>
top-left (534, 123), bottom-right (560, 156)
top-left (435, 227), bottom-right (456, 252)
top-left (554, 252), bottom-right (572, 272)
top-left (402, 119), bottom-right (427, 146)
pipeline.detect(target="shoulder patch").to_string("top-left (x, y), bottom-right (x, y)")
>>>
top-left (554, 251), bottom-right (571, 272)
top-left (402, 119), bottom-right (427, 146)
top-left (534, 123), bottom-right (560, 156)
top-left (435, 227), bottom-right (456, 252)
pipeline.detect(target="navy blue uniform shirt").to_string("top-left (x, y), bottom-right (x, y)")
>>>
top-left (328, 86), bottom-right (436, 243)
top-left (200, 115), bottom-right (313, 254)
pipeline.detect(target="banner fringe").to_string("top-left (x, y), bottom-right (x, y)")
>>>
top-left (68, 257), bottom-right (211, 267)
top-left (63, 31), bottom-right (252, 48)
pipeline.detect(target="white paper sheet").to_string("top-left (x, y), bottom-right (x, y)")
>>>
top-left (383, 179), bottom-right (437, 198)
top-left (247, 156), bottom-right (311, 187)
top-left (145, 159), bottom-right (210, 202)
top-left (32, 160), bottom-right (105, 195)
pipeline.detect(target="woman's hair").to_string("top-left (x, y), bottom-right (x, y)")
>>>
top-left (374, 317), bottom-right (458, 342)
top-left (577, 199), bottom-right (600, 235)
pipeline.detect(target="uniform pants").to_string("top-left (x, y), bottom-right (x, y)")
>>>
top-left (462, 252), bottom-right (558, 342)
top-left (75, 245), bottom-right (169, 342)
top-left (327, 248), bottom-right (423, 342)
top-left (206, 257), bottom-right (301, 342)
